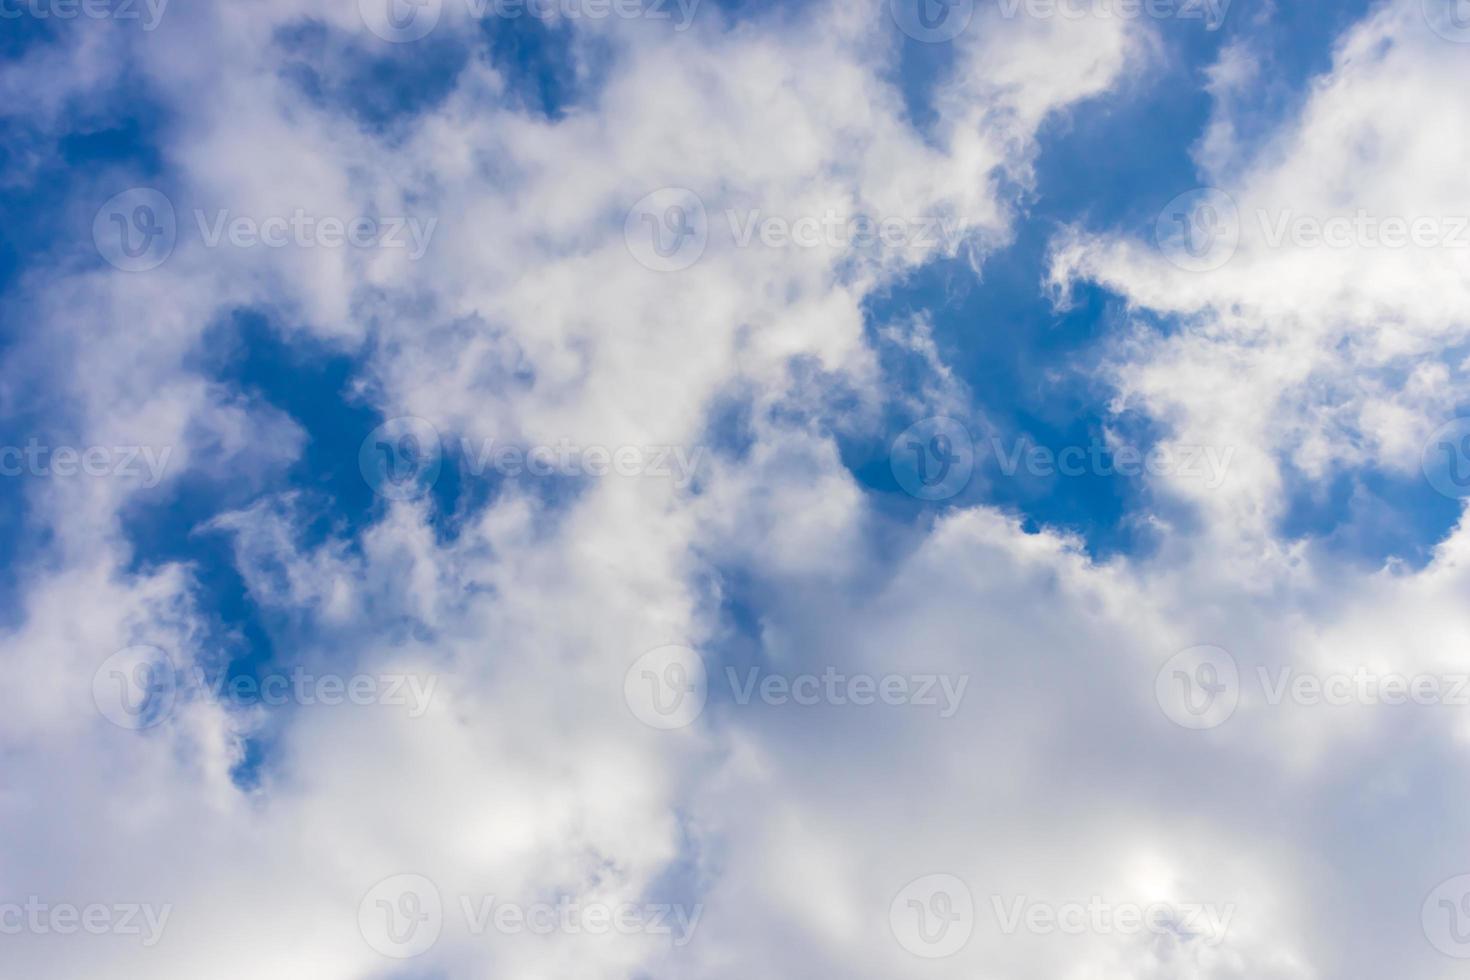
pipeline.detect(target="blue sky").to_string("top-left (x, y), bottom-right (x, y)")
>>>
top-left (6, 1), bottom-right (1470, 977)
top-left (0, 0), bottom-right (1419, 594)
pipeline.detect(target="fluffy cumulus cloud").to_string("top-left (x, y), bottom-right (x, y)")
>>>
top-left (1050, 0), bottom-right (1470, 541)
top-left (3, 0), bottom-right (1470, 977)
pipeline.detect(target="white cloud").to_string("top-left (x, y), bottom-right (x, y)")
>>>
top-left (1049, 0), bottom-right (1470, 548)
top-left (7, 1), bottom-right (1470, 978)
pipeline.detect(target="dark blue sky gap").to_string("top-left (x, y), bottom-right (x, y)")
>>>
top-left (848, 0), bottom-right (1448, 568)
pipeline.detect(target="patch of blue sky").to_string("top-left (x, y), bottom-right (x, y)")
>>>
top-left (0, 87), bottom-right (172, 618)
top-left (272, 6), bottom-right (621, 127)
top-left (851, 0), bottom-right (1447, 566)
top-left (275, 19), bottom-right (472, 130)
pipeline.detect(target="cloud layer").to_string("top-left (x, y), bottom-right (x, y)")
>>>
top-left (4, 1), bottom-right (1470, 977)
